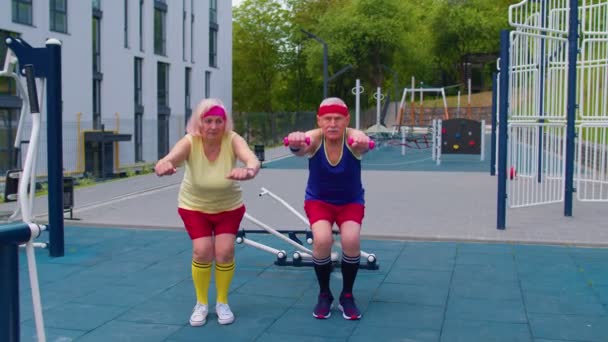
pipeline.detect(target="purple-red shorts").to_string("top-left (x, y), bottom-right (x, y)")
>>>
top-left (304, 200), bottom-right (364, 228)
top-left (178, 205), bottom-right (245, 240)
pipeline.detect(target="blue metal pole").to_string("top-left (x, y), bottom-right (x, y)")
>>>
top-left (497, 30), bottom-right (510, 230)
top-left (0, 222), bottom-right (33, 342)
top-left (0, 244), bottom-right (20, 342)
top-left (491, 72), bottom-right (497, 176)
top-left (0, 222), bottom-right (32, 244)
top-left (564, 0), bottom-right (579, 216)
top-left (46, 40), bottom-right (65, 256)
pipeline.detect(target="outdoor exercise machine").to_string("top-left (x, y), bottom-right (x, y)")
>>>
top-left (0, 38), bottom-right (55, 342)
top-left (3, 37), bottom-right (65, 257)
top-left (237, 187), bottom-right (379, 270)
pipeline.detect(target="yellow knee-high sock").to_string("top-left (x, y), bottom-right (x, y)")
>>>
top-left (192, 260), bottom-right (212, 305)
top-left (215, 261), bottom-right (235, 304)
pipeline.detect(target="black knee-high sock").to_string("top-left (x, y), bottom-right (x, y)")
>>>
top-left (313, 255), bottom-right (333, 295)
top-left (341, 253), bottom-right (360, 295)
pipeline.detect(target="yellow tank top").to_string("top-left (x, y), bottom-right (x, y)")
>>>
top-left (178, 131), bottom-right (243, 213)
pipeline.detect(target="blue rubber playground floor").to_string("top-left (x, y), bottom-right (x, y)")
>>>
top-left (18, 226), bottom-right (608, 341)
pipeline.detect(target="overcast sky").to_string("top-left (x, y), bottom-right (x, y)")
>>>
top-left (232, 0), bottom-right (244, 7)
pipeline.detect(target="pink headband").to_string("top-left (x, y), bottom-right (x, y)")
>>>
top-left (202, 105), bottom-right (226, 119)
top-left (318, 104), bottom-right (349, 117)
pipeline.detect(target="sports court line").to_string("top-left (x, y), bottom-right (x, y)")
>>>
top-left (34, 182), bottom-right (181, 218)
top-left (362, 156), bottom-right (434, 166)
top-left (260, 153), bottom-right (295, 165)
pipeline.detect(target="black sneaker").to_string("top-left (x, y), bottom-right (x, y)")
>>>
top-left (338, 293), bottom-right (361, 320)
top-left (312, 292), bottom-right (333, 319)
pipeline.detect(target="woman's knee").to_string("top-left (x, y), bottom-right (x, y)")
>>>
top-left (191, 237), bottom-right (214, 262)
top-left (192, 246), bottom-right (213, 262)
top-left (214, 235), bottom-right (236, 263)
top-left (215, 248), bottom-right (234, 263)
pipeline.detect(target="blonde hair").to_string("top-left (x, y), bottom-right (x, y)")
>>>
top-left (186, 98), bottom-right (234, 136)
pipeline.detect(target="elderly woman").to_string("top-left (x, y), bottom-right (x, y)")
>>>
top-left (155, 98), bottom-right (260, 327)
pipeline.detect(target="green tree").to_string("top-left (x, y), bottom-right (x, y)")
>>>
top-left (431, 0), bottom-right (514, 84)
top-left (292, 0), bottom-right (409, 102)
top-left (233, 0), bottom-right (291, 112)
top-left (233, 0), bottom-right (516, 113)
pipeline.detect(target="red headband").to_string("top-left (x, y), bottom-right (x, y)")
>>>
top-left (202, 105), bottom-right (226, 119)
top-left (318, 104), bottom-right (349, 117)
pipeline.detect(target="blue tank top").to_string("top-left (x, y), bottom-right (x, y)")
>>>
top-left (305, 136), bottom-right (364, 205)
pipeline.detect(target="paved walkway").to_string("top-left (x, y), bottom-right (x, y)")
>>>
top-left (3, 144), bottom-right (608, 341)
top-left (4, 155), bottom-right (608, 246)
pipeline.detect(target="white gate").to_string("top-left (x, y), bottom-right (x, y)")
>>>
top-left (506, 0), bottom-right (570, 208)
top-left (504, 0), bottom-right (608, 209)
top-left (576, 0), bottom-right (608, 201)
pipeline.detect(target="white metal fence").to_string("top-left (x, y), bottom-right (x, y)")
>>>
top-left (576, 0), bottom-right (608, 201)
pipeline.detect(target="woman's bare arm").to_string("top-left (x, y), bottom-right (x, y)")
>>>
top-left (155, 136), bottom-right (191, 176)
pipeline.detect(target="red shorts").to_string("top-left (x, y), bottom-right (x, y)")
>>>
top-left (304, 200), bottom-right (364, 228)
top-left (178, 205), bottom-right (245, 240)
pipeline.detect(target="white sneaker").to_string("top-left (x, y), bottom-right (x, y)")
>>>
top-left (189, 303), bottom-right (208, 327)
top-left (216, 303), bottom-right (235, 325)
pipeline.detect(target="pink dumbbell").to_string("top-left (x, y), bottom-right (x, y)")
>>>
top-left (347, 137), bottom-right (375, 150)
top-left (283, 136), bottom-right (311, 146)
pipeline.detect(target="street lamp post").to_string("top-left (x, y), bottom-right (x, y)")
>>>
top-left (301, 29), bottom-right (328, 99)
top-left (382, 64), bottom-right (399, 119)
top-left (382, 64), bottom-right (399, 102)
top-left (328, 64), bottom-right (353, 83)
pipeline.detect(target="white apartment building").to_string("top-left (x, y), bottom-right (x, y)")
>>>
top-left (0, 0), bottom-right (232, 177)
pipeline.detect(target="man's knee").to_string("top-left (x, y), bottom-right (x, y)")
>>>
top-left (313, 233), bottom-right (334, 251)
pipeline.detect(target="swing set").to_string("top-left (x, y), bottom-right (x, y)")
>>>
top-left (395, 81), bottom-right (450, 134)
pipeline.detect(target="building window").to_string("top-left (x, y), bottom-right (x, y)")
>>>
top-left (209, 28), bottom-right (217, 68)
top-left (205, 71), bottom-right (211, 98)
top-left (0, 109), bottom-right (20, 174)
top-left (134, 57), bottom-right (143, 162)
top-left (123, 0), bottom-right (129, 48)
top-left (0, 30), bottom-right (23, 174)
top-left (134, 58), bottom-right (143, 106)
top-left (138, 0), bottom-right (143, 51)
top-left (134, 113), bottom-right (143, 161)
top-left (93, 79), bottom-right (102, 129)
top-left (190, 0), bottom-right (194, 62)
top-left (50, 0), bottom-right (68, 33)
top-left (156, 58), bottom-right (170, 158)
top-left (157, 62), bottom-right (169, 108)
top-left (185, 67), bottom-right (191, 124)
top-left (209, 0), bottom-right (218, 67)
top-left (0, 30), bottom-right (20, 96)
top-left (209, 0), bottom-right (217, 25)
top-left (182, 0), bottom-right (186, 61)
top-left (12, 0), bottom-right (33, 25)
top-left (92, 15), bottom-right (101, 73)
top-left (157, 114), bottom-right (169, 159)
top-left (92, 7), bottom-right (102, 130)
top-left (154, 2), bottom-right (167, 55)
